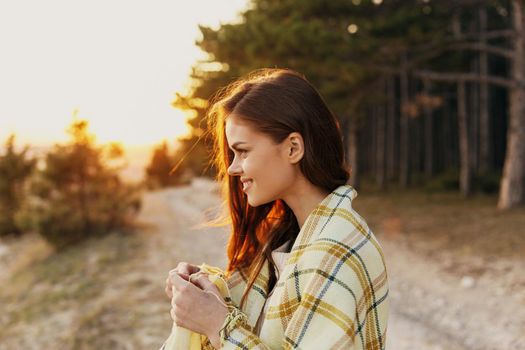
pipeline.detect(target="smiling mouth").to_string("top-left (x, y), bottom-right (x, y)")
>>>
top-left (242, 180), bottom-right (253, 191)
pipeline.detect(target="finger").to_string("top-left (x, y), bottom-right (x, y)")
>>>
top-left (170, 308), bottom-right (177, 323)
top-left (165, 277), bottom-right (173, 297)
top-left (178, 272), bottom-right (190, 281)
top-left (169, 271), bottom-right (191, 291)
top-left (171, 291), bottom-right (178, 308)
top-left (189, 264), bottom-right (201, 274)
top-left (190, 273), bottom-right (216, 292)
top-left (169, 267), bottom-right (190, 281)
top-left (174, 262), bottom-right (190, 275)
top-left (165, 285), bottom-right (173, 298)
top-left (177, 262), bottom-right (201, 275)
top-left (190, 274), bottom-right (228, 309)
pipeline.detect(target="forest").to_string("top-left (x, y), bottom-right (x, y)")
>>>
top-left (171, 0), bottom-right (525, 210)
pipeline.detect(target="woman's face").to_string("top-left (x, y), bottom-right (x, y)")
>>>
top-left (225, 115), bottom-right (299, 207)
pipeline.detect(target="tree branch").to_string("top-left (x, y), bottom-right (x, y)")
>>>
top-left (449, 42), bottom-right (515, 60)
top-left (413, 70), bottom-right (525, 89)
top-left (456, 29), bottom-right (516, 41)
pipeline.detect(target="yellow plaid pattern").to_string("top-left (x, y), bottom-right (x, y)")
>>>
top-left (159, 185), bottom-right (389, 350)
top-left (222, 185), bottom-right (389, 349)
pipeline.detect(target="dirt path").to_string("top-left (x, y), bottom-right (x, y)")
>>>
top-left (76, 180), bottom-right (230, 349)
top-left (0, 180), bottom-right (229, 350)
top-left (383, 237), bottom-right (525, 350)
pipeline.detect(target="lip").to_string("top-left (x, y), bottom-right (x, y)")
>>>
top-left (241, 179), bottom-right (253, 191)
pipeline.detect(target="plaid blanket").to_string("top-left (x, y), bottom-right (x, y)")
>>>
top-left (222, 185), bottom-right (389, 349)
top-left (160, 185), bottom-right (389, 350)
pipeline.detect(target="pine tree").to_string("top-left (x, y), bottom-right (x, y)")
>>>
top-left (31, 120), bottom-right (141, 249)
top-left (145, 141), bottom-right (189, 188)
top-left (0, 134), bottom-right (37, 236)
top-left (173, 0), bottom-right (523, 208)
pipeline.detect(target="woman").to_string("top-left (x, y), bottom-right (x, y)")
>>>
top-left (165, 69), bottom-right (389, 349)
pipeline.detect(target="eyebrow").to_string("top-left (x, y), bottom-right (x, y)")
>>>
top-left (230, 142), bottom-right (248, 150)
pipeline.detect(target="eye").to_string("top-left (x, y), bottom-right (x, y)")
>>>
top-left (237, 149), bottom-right (248, 158)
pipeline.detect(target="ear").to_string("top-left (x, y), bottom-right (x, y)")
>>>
top-left (285, 132), bottom-right (304, 164)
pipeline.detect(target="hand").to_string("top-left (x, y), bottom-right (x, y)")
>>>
top-left (165, 262), bottom-right (201, 299)
top-left (169, 272), bottom-right (229, 348)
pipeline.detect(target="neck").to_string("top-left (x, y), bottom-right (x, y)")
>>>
top-left (282, 176), bottom-right (331, 230)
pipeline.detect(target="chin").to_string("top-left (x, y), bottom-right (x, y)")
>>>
top-left (247, 196), bottom-right (261, 207)
top-left (247, 194), bottom-right (276, 207)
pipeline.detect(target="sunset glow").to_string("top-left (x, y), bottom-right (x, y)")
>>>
top-left (0, 0), bottom-right (248, 148)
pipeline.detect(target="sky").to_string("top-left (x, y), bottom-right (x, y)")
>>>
top-left (0, 0), bottom-right (248, 150)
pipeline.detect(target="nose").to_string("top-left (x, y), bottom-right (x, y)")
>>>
top-left (227, 158), bottom-right (243, 176)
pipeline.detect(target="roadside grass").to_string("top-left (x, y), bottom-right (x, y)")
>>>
top-left (0, 230), bottom-right (146, 342)
top-left (353, 186), bottom-right (525, 262)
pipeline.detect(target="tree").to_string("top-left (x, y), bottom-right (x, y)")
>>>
top-left (145, 141), bottom-right (191, 188)
top-left (0, 134), bottom-right (37, 236)
top-left (31, 120), bottom-right (141, 249)
top-left (498, 0), bottom-right (525, 209)
top-left (173, 0), bottom-right (523, 209)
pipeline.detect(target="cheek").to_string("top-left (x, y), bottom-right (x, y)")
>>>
top-left (245, 152), bottom-right (283, 180)
top-left (245, 153), bottom-right (295, 201)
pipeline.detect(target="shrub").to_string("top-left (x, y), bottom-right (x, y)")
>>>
top-left (31, 120), bottom-right (142, 250)
top-left (424, 169), bottom-right (460, 193)
top-left (0, 135), bottom-right (37, 236)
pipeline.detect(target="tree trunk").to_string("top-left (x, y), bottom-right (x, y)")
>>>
top-left (400, 52), bottom-right (410, 187)
top-left (342, 116), bottom-right (351, 176)
top-left (443, 95), bottom-right (453, 170)
top-left (376, 88), bottom-right (386, 189)
top-left (348, 117), bottom-right (361, 189)
top-left (387, 76), bottom-right (397, 182)
top-left (470, 79), bottom-right (480, 174)
top-left (423, 79), bottom-right (434, 178)
top-left (469, 15), bottom-right (479, 175)
top-left (458, 81), bottom-right (473, 197)
top-left (412, 97), bottom-right (422, 177)
top-left (479, 4), bottom-right (492, 173)
top-left (498, 0), bottom-right (525, 209)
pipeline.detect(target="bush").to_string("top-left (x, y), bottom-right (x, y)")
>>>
top-left (31, 120), bottom-right (142, 250)
top-left (0, 135), bottom-right (37, 236)
top-left (424, 169), bottom-right (460, 192)
top-left (145, 141), bottom-right (194, 189)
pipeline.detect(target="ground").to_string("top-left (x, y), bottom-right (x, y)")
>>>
top-left (0, 178), bottom-right (523, 349)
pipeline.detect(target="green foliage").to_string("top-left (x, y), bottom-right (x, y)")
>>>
top-left (424, 170), bottom-right (502, 194)
top-left (424, 169), bottom-right (460, 193)
top-left (0, 134), bottom-right (37, 236)
top-left (30, 120), bottom-right (142, 250)
top-left (171, 0), bottom-right (460, 179)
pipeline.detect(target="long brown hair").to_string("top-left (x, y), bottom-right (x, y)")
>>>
top-left (207, 68), bottom-right (349, 309)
